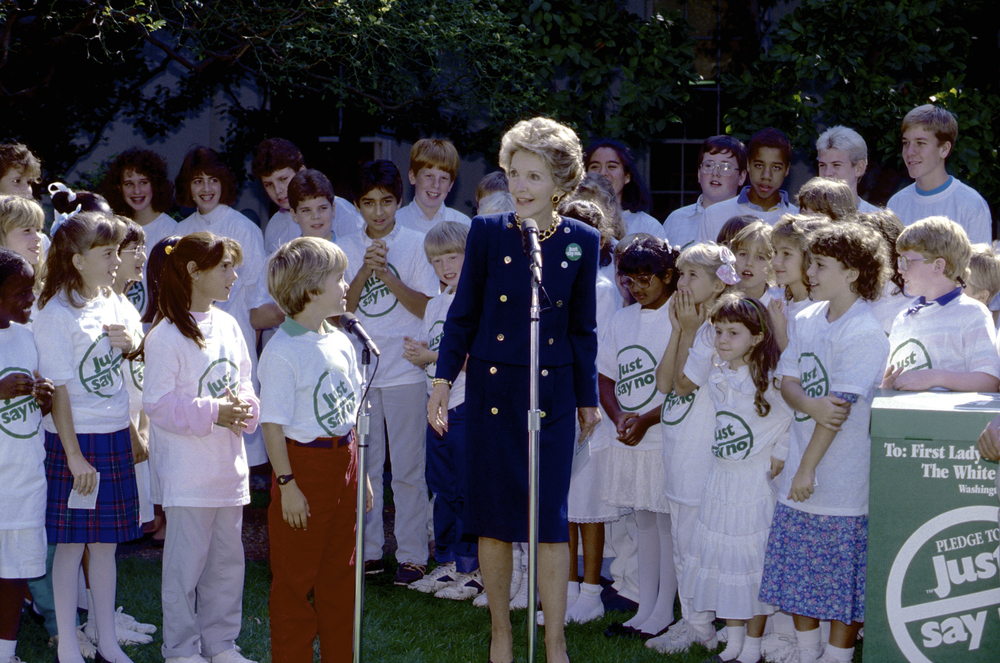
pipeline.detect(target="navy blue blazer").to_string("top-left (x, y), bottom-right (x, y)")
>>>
top-left (436, 212), bottom-right (599, 408)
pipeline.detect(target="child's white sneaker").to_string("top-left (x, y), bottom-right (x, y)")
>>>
top-left (761, 632), bottom-right (798, 663)
top-left (435, 570), bottom-right (484, 600)
top-left (564, 582), bottom-right (604, 624)
top-left (165, 656), bottom-right (210, 663)
top-left (210, 647), bottom-right (258, 663)
top-left (84, 619), bottom-right (153, 646)
top-left (114, 606), bottom-right (157, 634)
top-left (509, 572), bottom-right (539, 610)
top-left (76, 626), bottom-right (98, 658)
top-left (645, 620), bottom-right (718, 654)
top-left (408, 561), bottom-right (457, 594)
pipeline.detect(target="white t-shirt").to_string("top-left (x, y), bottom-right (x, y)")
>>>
top-left (858, 198), bottom-right (881, 214)
top-left (698, 186), bottom-right (799, 242)
top-left (663, 320), bottom-right (717, 505)
top-left (124, 212), bottom-right (178, 317)
top-left (262, 198), bottom-right (363, 254)
top-left (707, 362), bottom-right (791, 461)
top-left (259, 319), bottom-right (361, 443)
top-left (870, 282), bottom-right (912, 336)
top-left (143, 309), bottom-right (256, 507)
top-left (34, 291), bottom-right (132, 434)
top-left (114, 292), bottom-right (145, 419)
top-left (662, 196), bottom-right (709, 250)
top-left (395, 201), bottom-right (472, 235)
top-left (338, 224), bottom-right (441, 387)
top-left (887, 178), bottom-right (991, 245)
top-left (420, 290), bottom-right (466, 407)
top-left (0, 324), bottom-right (46, 529)
top-left (776, 299), bottom-right (889, 516)
top-left (622, 209), bottom-right (666, 240)
top-left (599, 303), bottom-right (672, 452)
top-left (887, 290), bottom-right (999, 381)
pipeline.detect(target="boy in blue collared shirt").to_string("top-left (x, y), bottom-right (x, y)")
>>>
top-left (882, 216), bottom-right (1000, 392)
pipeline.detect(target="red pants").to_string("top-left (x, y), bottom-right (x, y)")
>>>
top-left (269, 435), bottom-right (358, 663)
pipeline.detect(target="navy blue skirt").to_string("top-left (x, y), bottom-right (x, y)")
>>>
top-left (463, 358), bottom-right (575, 543)
top-left (44, 429), bottom-right (142, 544)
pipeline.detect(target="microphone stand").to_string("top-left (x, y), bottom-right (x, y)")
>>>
top-left (526, 238), bottom-right (542, 663)
top-left (353, 346), bottom-right (372, 663)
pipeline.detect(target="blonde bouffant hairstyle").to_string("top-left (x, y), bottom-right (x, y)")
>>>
top-left (499, 117), bottom-right (584, 198)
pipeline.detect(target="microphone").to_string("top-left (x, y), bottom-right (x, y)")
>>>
top-left (339, 312), bottom-right (381, 356)
top-left (520, 217), bottom-right (543, 283)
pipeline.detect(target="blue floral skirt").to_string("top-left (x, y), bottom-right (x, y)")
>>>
top-left (758, 503), bottom-right (867, 623)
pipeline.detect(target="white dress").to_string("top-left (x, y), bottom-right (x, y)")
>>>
top-left (680, 362), bottom-right (791, 619)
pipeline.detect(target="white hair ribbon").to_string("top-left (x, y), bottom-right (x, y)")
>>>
top-left (716, 246), bottom-right (741, 285)
top-left (48, 182), bottom-right (77, 202)
top-left (51, 204), bottom-right (82, 237)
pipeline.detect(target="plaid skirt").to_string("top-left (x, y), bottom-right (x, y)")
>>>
top-left (44, 429), bottom-right (141, 544)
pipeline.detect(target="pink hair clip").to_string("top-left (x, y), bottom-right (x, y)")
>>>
top-left (716, 246), bottom-right (741, 285)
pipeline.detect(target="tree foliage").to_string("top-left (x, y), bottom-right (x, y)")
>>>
top-left (510, 0), bottom-right (698, 146)
top-left (0, 0), bottom-right (697, 177)
top-left (723, 0), bottom-right (999, 210)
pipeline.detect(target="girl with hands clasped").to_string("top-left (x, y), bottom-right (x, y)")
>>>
top-left (678, 294), bottom-right (791, 663)
top-left (598, 236), bottom-right (680, 640)
top-left (32, 211), bottom-right (141, 663)
top-left (141, 232), bottom-right (260, 663)
top-left (759, 224), bottom-right (891, 663)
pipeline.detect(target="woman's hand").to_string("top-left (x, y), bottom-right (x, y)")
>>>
top-left (67, 453), bottom-right (98, 496)
top-left (216, 388), bottom-right (252, 434)
top-left (577, 406), bottom-right (601, 444)
top-left (427, 382), bottom-right (451, 435)
top-left (978, 415), bottom-right (1000, 461)
top-left (365, 476), bottom-right (375, 513)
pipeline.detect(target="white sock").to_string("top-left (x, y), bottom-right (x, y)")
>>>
top-left (0, 639), bottom-right (17, 659)
top-left (81, 576), bottom-right (91, 613)
top-left (796, 627), bottom-right (823, 663)
top-left (822, 643), bottom-right (854, 663)
top-left (567, 581), bottom-right (580, 600)
top-left (739, 635), bottom-right (762, 662)
top-left (718, 625), bottom-right (745, 661)
top-left (566, 582), bottom-right (604, 623)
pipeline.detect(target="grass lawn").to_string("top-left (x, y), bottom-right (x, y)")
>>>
top-left (14, 555), bottom-right (865, 662)
top-left (11, 483), bottom-right (863, 662)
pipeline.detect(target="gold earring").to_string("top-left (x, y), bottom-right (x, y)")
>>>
top-left (551, 194), bottom-right (561, 205)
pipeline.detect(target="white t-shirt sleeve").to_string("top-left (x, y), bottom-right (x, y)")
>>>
top-left (683, 321), bottom-right (716, 387)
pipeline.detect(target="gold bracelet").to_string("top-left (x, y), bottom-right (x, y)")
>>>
top-left (431, 378), bottom-right (452, 388)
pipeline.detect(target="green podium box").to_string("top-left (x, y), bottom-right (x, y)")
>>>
top-left (868, 389), bottom-right (1000, 662)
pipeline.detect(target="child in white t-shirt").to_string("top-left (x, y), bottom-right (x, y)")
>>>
top-left (883, 216), bottom-right (999, 393)
top-left (340, 160), bottom-right (440, 584)
top-left (761, 223), bottom-right (892, 663)
top-left (769, 214), bottom-right (831, 351)
top-left (680, 293), bottom-right (791, 663)
top-left (647, 242), bottom-right (736, 655)
top-left (0, 249), bottom-right (52, 663)
top-left (142, 232), bottom-right (259, 663)
top-left (259, 236), bottom-right (369, 663)
top-left (599, 236), bottom-right (678, 639)
top-left (33, 212), bottom-right (141, 663)
top-left (402, 222), bottom-right (481, 598)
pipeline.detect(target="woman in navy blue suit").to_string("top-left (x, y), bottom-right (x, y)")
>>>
top-left (429, 117), bottom-right (601, 663)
